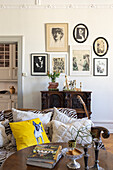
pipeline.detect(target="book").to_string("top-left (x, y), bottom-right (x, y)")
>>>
top-left (26, 152), bottom-right (62, 169)
top-left (26, 145), bottom-right (62, 168)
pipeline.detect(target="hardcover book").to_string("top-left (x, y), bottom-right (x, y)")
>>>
top-left (26, 153), bottom-right (62, 169)
top-left (26, 144), bottom-right (62, 168)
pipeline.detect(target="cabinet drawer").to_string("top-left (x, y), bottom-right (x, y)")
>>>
top-left (0, 94), bottom-right (10, 99)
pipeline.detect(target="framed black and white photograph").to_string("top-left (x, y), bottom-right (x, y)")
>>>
top-left (73, 23), bottom-right (89, 43)
top-left (31, 53), bottom-right (48, 76)
top-left (70, 46), bottom-right (91, 76)
top-left (46, 23), bottom-right (68, 52)
top-left (93, 37), bottom-right (109, 56)
top-left (50, 53), bottom-right (68, 75)
top-left (93, 58), bottom-right (108, 76)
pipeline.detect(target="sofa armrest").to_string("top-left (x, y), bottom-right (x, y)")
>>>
top-left (91, 126), bottom-right (110, 140)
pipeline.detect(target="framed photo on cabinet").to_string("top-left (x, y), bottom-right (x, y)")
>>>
top-left (46, 23), bottom-right (68, 52)
top-left (70, 46), bottom-right (91, 76)
top-left (93, 37), bottom-right (109, 56)
top-left (31, 53), bottom-right (48, 76)
top-left (49, 53), bottom-right (68, 75)
top-left (93, 58), bottom-right (108, 76)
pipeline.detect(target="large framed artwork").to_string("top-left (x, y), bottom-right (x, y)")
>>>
top-left (31, 53), bottom-right (48, 76)
top-left (93, 37), bottom-right (109, 56)
top-left (70, 46), bottom-right (91, 76)
top-left (46, 23), bottom-right (68, 52)
top-left (50, 53), bottom-right (68, 75)
top-left (93, 58), bottom-right (108, 76)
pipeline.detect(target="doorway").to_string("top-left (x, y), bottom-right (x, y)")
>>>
top-left (0, 36), bottom-right (23, 108)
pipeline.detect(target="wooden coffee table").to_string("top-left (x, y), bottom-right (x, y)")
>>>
top-left (1, 143), bottom-right (113, 170)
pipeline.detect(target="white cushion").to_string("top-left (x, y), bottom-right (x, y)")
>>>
top-left (0, 122), bottom-right (9, 147)
top-left (12, 108), bottom-right (52, 128)
top-left (52, 107), bottom-right (78, 124)
top-left (48, 119), bottom-right (94, 145)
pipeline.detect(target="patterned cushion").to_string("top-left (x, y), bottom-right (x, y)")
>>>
top-left (4, 111), bottom-right (13, 136)
top-left (0, 110), bottom-right (5, 121)
top-left (42, 107), bottom-right (77, 119)
top-left (58, 108), bottom-right (77, 118)
top-left (49, 119), bottom-right (93, 145)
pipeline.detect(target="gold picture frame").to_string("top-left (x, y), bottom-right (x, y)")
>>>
top-left (46, 23), bottom-right (68, 52)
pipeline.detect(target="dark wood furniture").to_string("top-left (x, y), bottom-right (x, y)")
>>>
top-left (1, 142), bottom-right (112, 170)
top-left (1, 127), bottom-right (110, 170)
top-left (41, 91), bottom-right (92, 118)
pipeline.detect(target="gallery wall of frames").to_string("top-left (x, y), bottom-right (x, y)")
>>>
top-left (31, 23), bottom-right (109, 77)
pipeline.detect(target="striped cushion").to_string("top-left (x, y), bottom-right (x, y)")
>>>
top-left (4, 111), bottom-right (13, 122)
top-left (42, 108), bottom-right (77, 119)
top-left (58, 108), bottom-right (77, 118)
top-left (0, 111), bottom-right (5, 121)
top-left (4, 111), bottom-right (13, 135)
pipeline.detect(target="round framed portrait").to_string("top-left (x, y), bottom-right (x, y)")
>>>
top-left (73, 23), bottom-right (89, 43)
top-left (93, 37), bottom-right (109, 57)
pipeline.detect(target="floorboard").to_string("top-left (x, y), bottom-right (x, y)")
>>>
top-left (102, 133), bottom-right (113, 154)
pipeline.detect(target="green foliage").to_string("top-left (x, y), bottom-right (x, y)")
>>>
top-left (47, 71), bottom-right (60, 82)
top-left (71, 125), bottom-right (92, 145)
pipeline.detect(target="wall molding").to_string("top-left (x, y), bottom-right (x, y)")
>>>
top-left (0, 4), bottom-right (113, 9)
top-left (93, 121), bottom-right (113, 133)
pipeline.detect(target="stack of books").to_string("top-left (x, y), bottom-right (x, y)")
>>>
top-left (26, 145), bottom-right (62, 169)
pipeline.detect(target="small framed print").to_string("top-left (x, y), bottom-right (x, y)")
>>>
top-left (93, 37), bottom-right (109, 56)
top-left (93, 58), bottom-right (108, 76)
top-left (70, 46), bottom-right (91, 76)
top-left (73, 23), bottom-right (89, 43)
top-left (31, 53), bottom-right (48, 76)
top-left (50, 53), bottom-right (68, 75)
top-left (46, 23), bottom-right (68, 52)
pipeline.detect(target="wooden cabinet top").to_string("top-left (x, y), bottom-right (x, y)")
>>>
top-left (41, 91), bottom-right (92, 93)
top-left (40, 90), bottom-right (92, 93)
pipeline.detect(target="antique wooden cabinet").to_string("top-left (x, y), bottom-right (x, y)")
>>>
top-left (41, 91), bottom-right (92, 118)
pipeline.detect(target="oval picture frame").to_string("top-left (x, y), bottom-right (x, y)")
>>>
top-left (93, 37), bottom-right (109, 57)
top-left (73, 23), bottom-right (89, 43)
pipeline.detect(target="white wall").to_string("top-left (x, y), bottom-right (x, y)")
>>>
top-left (0, 7), bottom-right (113, 131)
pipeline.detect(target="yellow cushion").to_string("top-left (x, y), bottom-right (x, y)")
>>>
top-left (9, 118), bottom-right (50, 151)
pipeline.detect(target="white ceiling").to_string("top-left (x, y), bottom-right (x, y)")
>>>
top-left (0, 0), bottom-right (113, 8)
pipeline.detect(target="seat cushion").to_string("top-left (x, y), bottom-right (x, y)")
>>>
top-left (9, 118), bottom-right (50, 151)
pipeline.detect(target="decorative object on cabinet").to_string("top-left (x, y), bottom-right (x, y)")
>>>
top-left (31, 53), bottom-right (48, 76)
top-left (63, 77), bottom-right (82, 91)
top-left (49, 53), bottom-right (68, 75)
top-left (93, 37), bottom-right (109, 56)
top-left (93, 58), bottom-right (108, 76)
top-left (41, 91), bottom-right (92, 118)
top-left (47, 71), bottom-right (60, 91)
top-left (73, 23), bottom-right (89, 43)
top-left (46, 23), bottom-right (68, 52)
top-left (70, 46), bottom-right (91, 76)
top-left (0, 43), bottom-right (18, 80)
top-left (9, 86), bottom-right (15, 94)
top-left (63, 75), bottom-right (70, 90)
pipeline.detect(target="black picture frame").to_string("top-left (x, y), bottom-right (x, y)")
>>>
top-left (73, 23), bottom-right (89, 43)
top-left (93, 37), bottom-right (109, 57)
top-left (93, 58), bottom-right (108, 76)
top-left (31, 53), bottom-right (48, 76)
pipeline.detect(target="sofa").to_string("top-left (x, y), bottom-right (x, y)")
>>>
top-left (0, 107), bottom-right (110, 167)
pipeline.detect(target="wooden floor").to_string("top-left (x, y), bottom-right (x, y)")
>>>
top-left (102, 133), bottom-right (113, 154)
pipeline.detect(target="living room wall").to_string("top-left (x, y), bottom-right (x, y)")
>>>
top-left (0, 6), bottom-right (113, 131)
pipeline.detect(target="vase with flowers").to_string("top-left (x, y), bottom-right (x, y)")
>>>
top-left (47, 71), bottom-right (60, 91)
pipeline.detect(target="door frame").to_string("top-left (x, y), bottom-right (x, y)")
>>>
top-left (0, 36), bottom-right (23, 108)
